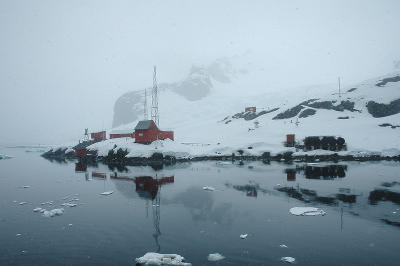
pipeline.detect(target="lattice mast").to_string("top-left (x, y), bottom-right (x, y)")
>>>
top-left (144, 88), bottom-right (148, 120)
top-left (151, 66), bottom-right (159, 126)
top-left (338, 77), bottom-right (342, 104)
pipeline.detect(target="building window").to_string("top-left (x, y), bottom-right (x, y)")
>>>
top-left (138, 133), bottom-right (143, 137)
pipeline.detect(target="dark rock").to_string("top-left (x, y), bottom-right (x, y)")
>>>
top-left (376, 75), bottom-right (400, 87)
top-left (232, 108), bottom-right (279, 121)
top-left (299, 108), bottom-right (316, 118)
top-left (273, 105), bottom-right (304, 119)
top-left (366, 99), bottom-right (400, 118)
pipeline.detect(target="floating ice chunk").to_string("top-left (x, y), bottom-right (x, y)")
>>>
top-left (203, 186), bottom-right (215, 191)
top-left (19, 202), bottom-right (27, 205)
top-left (279, 244), bottom-right (288, 248)
top-left (13, 200), bottom-right (18, 203)
top-left (61, 203), bottom-right (77, 207)
top-left (33, 207), bottom-right (43, 212)
top-left (0, 154), bottom-right (13, 159)
top-left (207, 253), bottom-right (225, 261)
top-left (22, 186), bottom-right (30, 188)
top-left (43, 208), bottom-right (64, 218)
top-left (240, 234), bottom-right (248, 239)
top-left (16, 234), bottom-right (21, 237)
top-left (68, 224), bottom-right (73, 226)
top-left (281, 257), bottom-right (295, 263)
top-left (100, 191), bottom-right (114, 196)
top-left (135, 252), bottom-right (191, 265)
top-left (289, 207), bottom-right (326, 216)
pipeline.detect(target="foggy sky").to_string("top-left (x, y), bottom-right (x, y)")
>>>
top-left (1, 0), bottom-right (399, 145)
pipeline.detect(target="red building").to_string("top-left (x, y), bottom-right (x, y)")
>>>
top-left (134, 120), bottom-right (174, 144)
top-left (245, 107), bottom-right (256, 113)
top-left (109, 129), bottom-right (134, 139)
top-left (91, 131), bottom-right (106, 140)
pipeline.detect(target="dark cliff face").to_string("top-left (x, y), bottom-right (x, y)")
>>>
top-left (112, 91), bottom-right (144, 128)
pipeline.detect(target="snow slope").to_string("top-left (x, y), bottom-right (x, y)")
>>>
top-left (92, 57), bottom-right (400, 158)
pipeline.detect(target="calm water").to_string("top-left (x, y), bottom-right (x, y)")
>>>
top-left (1, 147), bottom-right (400, 266)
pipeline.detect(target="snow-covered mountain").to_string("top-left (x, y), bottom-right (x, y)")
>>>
top-left (110, 58), bottom-right (400, 155)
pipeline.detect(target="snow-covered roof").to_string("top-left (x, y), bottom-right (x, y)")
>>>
top-left (135, 120), bottom-right (155, 130)
top-left (110, 129), bottom-right (133, 134)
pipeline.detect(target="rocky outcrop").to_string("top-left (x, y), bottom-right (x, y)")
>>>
top-left (366, 99), bottom-right (400, 118)
top-left (273, 99), bottom-right (358, 120)
top-left (376, 75), bottom-right (400, 87)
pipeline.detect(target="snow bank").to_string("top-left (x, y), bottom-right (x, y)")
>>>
top-left (289, 207), bottom-right (326, 216)
top-left (207, 253), bottom-right (225, 261)
top-left (135, 252), bottom-right (191, 265)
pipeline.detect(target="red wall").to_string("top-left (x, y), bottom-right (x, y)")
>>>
top-left (75, 149), bottom-right (87, 157)
top-left (245, 107), bottom-right (256, 112)
top-left (158, 131), bottom-right (174, 141)
top-left (135, 128), bottom-right (158, 143)
top-left (110, 133), bottom-right (134, 139)
top-left (91, 131), bottom-right (106, 140)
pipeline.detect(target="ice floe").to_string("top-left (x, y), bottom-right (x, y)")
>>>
top-left (16, 234), bottom-right (21, 237)
top-left (207, 253), bottom-right (225, 261)
top-left (61, 203), bottom-right (77, 207)
top-left (240, 234), bottom-right (248, 239)
top-left (22, 186), bottom-right (30, 188)
top-left (279, 244), bottom-right (288, 248)
top-left (100, 191), bottom-right (114, 196)
top-left (289, 207), bottom-right (326, 216)
top-left (43, 208), bottom-right (64, 218)
top-left (135, 252), bottom-right (192, 265)
top-left (203, 186), bottom-right (215, 191)
top-left (281, 256), bottom-right (295, 263)
top-left (33, 207), bottom-right (43, 212)
top-left (19, 202), bottom-right (27, 205)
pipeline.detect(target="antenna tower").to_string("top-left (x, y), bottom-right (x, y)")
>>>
top-left (338, 77), bottom-right (342, 104)
top-left (151, 66), bottom-right (159, 126)
top-left (144, 88), bottom-right (148, 120)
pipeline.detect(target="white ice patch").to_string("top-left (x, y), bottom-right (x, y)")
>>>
top-left (100, 191), bottom-right (114, 196)
top-left (19, 202), bottom-right (27, 205)
top-left (33, 207), bottom-right (43, 212)
top-left (281, 257), bottom-right (295, 263)
top-left (43, 208), bottom-right (64, 218)
top-left (203, 186), bottom-right (215, 191)
top-left (207, 253), bottom-right (225, 261)
top-left (240, 234), bottom-right (248, 239)
top-left (61, 203), bottom-right (77, 207)
top-left (135, 252), bottom-right (191, 265)
top-left (279, 244), bottom-right (288, 248)
top-left (289, 207), bottom-right (326, 216)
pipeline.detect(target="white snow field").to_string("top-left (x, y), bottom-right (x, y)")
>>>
top-left (48, 59), bottom-right (400, 159)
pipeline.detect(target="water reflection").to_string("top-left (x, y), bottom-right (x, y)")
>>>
top-left (284, 164), bottom-right (348, 180)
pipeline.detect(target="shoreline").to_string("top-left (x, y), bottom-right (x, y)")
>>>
top-left (41, 149), bottom-right (400, 166)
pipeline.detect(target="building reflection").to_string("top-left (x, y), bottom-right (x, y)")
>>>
top-left (284, 164), bottom-right (348, 180)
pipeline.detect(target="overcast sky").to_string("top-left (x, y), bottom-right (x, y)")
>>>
top-left (1, 0), bottom-right (399, 145)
